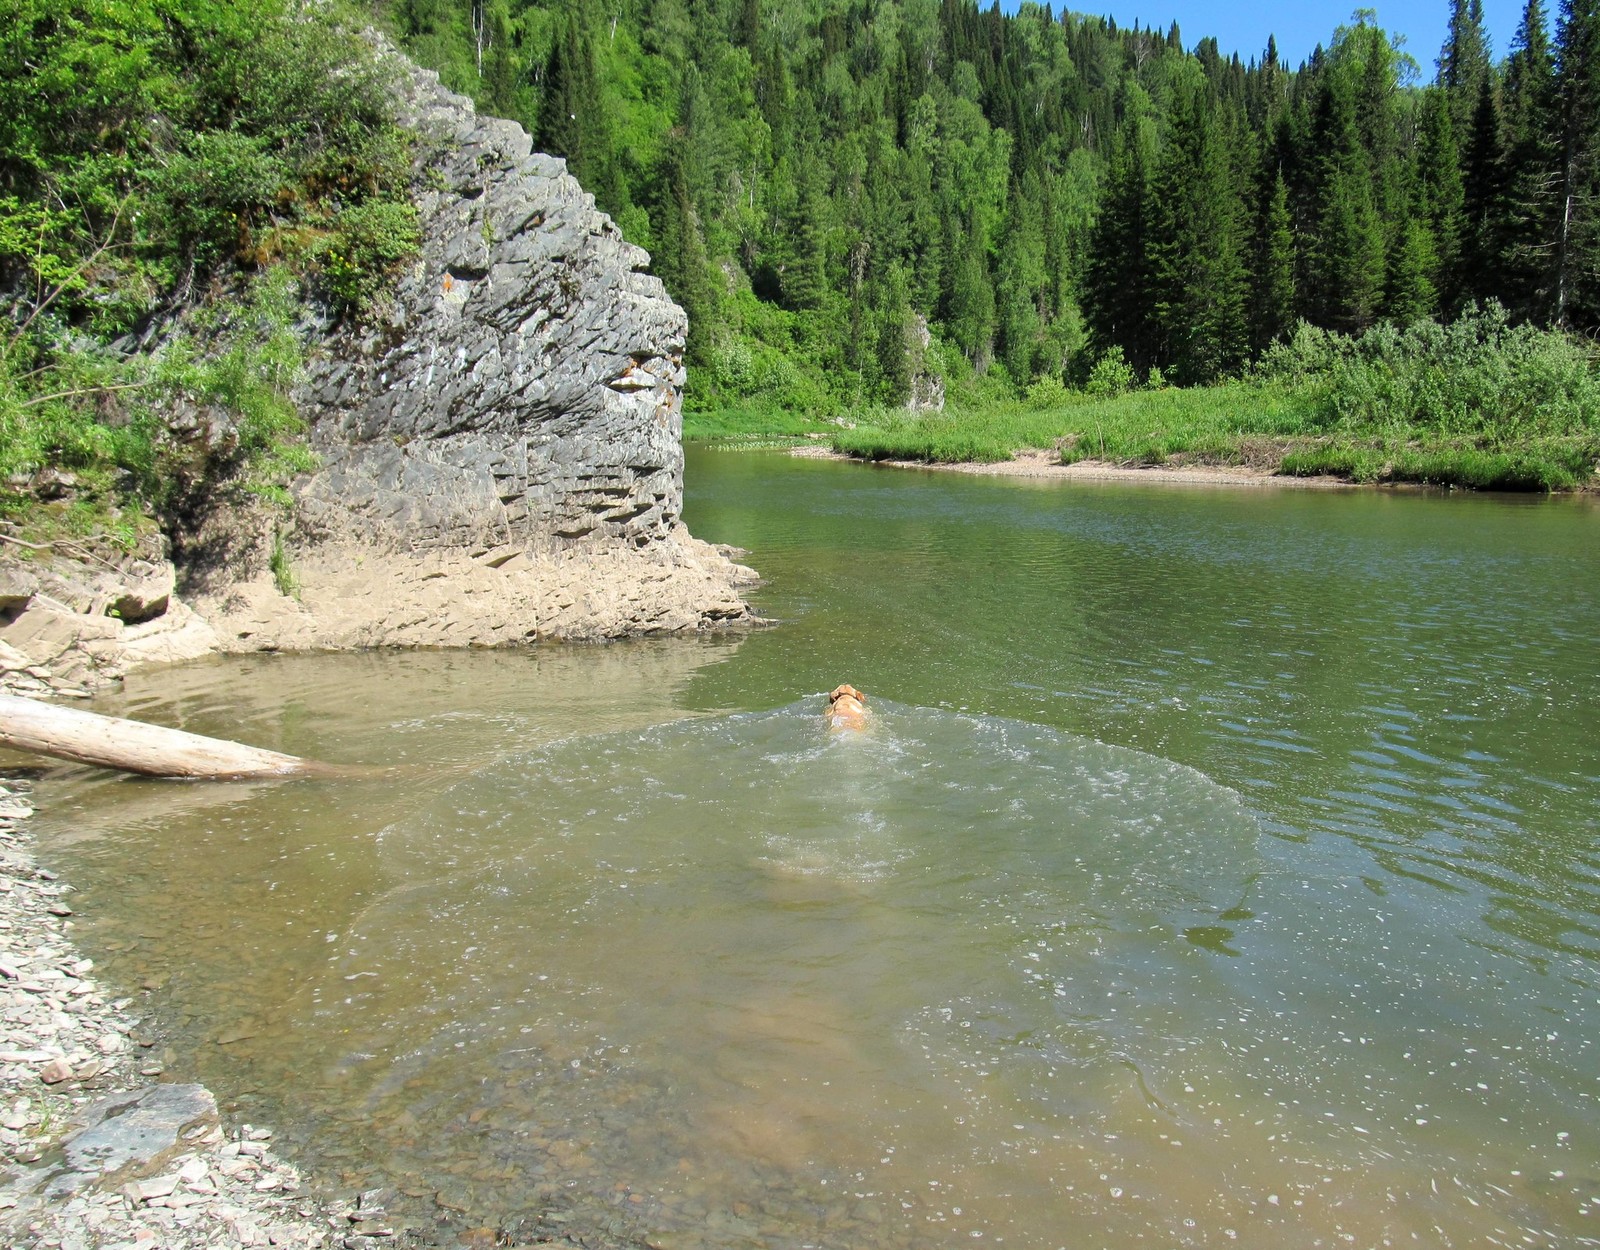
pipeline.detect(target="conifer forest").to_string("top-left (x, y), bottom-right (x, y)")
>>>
top-left (387, 0), bottom-right (1600, 411)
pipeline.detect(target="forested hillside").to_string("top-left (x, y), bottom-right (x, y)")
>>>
top-left (380, 0), bottom-right (1600, 411)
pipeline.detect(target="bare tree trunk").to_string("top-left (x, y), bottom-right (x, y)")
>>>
top-left (0, 693), bottom-right (326, 780)
top-left (472, 0), bottom-right (490, 78)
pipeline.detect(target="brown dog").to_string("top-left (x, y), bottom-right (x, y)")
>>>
top-left (825, 684), bottom-right (869, 732)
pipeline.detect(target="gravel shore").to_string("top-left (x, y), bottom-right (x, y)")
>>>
top-left (0, 773), bottom-right (365, 1250)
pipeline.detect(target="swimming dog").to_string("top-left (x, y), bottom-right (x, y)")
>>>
top-left (825, 684), bottom-right (869, 732)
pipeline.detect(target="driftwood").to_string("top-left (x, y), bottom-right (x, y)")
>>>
top-left (0, 693), bottom-right (329, 780)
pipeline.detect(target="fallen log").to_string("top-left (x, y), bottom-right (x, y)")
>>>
top-left (0, 692), bottom-right (328, 780)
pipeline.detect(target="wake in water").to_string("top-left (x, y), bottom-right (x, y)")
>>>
top-left (327, 701), bottom-right (1270, 1248)
top-left (378, 697), bottom-right (1262, 912)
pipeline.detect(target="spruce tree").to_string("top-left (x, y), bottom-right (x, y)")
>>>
top-left (1440, 0), bottom-right (1493, 132)
top-left (1086, 101), bottom-right (1157, 368)
top-left (1303, 29), bottom-right (1388, 334)
top-left (1415, 88), bottom-right (1467, 311)
top-left (1250, 169), bottom-right (1298, 350)
top-left (1500, 0), bottom-right (1560, 317)
top-left (948, 206), bottom-right (997, 372)
top-left (537, 16), bottom-right (587, 171)
top-left (1147, 78), bottom-right (1249, 382)
top-left (1554, 0), bottom-right (1600, 327)
top-left (482, 2), bottom-right (518, 119)
top-left (783, 154), bottom-right (829, 312)
top-left (875, 262), bottom-right (916, 404)
top-left (1384, 209), bottom-right (1440, 325)
top-left (997, 178), bottom-right (1046, 385)
top-left (651, 139), bottom-right (718, 368)
top-left (1460, 76), bottom-right (1506, 304)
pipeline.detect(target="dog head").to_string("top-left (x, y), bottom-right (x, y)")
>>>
top-left (828, 684), bottom-right (865, 706)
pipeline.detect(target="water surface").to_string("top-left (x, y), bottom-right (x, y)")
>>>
top-left (22, 451), bottom-right (1600, 1248)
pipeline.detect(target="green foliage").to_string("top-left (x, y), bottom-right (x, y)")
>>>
top-left (269, 527), bottom-right (300, 598)
top-left (1, 264), bottom-right (317, 533)
top-left (1085, 347), bottom-right (1135, 398)
top-left (0, 0), bottom-right (415, 547)
top-left (383, 0), bottom-right (1600, 411)
top-left (822, 382), bottom-right (1322, 469)
top-left (314, 199), bottom-right (422, 318)
top-left (1280, 441), bottom-right (1592, 490)
top-left (1258, 304), bottom-right (1600, 444)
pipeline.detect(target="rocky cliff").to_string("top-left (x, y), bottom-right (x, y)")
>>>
top-left (298, 65), bottom-right (689, 553)
top-left (1, 52), bottom-right (758, 694)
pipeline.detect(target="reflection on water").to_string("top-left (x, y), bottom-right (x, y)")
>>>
top-left (23, 452), bottom-right (1600, 1248)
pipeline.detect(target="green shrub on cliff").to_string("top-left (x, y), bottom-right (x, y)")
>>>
top-left (0, 0), bottom-right (420, 540)
top-left (1, 268), bottom-right (314, 541)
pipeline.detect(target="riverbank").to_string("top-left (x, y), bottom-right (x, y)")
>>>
top-left (692, 329), bottom-right (1600, 493)
top-left (0, 773), bottom-right (344, 1249)
top-left (789, 444), bottom-right (1358, 488)
top-left (0, 529), bottom-right (760, 699)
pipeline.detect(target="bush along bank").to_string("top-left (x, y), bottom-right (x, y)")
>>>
top-left (811, 306), bottom-right (1600, 491)
top-left (0, 0), bottom-right (420, 558)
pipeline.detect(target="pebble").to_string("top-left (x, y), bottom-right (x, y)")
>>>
top-left (0, 773), bottom-right (352, 1250)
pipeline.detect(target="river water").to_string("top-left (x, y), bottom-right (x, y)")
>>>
top-left (24, 449), bottom-right (1600, 1249)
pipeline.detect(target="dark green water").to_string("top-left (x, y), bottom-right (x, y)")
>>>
top-left (24, 449), bottom-right (1600, 1249)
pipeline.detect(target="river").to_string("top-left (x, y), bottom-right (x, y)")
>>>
top-left (28, 448), bottom-right (1600, 1248)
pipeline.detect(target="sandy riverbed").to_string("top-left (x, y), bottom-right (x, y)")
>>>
top-left (790, 445), bottom-right (1356, 487)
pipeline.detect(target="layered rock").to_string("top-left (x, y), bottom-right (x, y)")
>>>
top-left (299, 65), bottom-right (688, 551)
top-left (0, 552), bottom-right (218, 698)
top-left (195, 55), bottom-right (757, 652)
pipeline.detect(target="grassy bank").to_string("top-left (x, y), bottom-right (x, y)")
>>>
top-left (700, 309), bottom-right (1600, 493)
top-left (829, 383), bottom-right (1322, 467)
top-left (682, 407), bottom-right (837, 445)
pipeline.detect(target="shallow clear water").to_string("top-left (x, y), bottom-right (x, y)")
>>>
top-left (20, 451), bottom-right (1600, 1248)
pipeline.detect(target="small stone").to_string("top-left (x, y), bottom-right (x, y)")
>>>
top-left (38, 1057), bottom-right (74, 1084)
top-left (124, 1174), bottom-right (179, 1203)
top-left (178, 1157), bottom-right (209, 1184)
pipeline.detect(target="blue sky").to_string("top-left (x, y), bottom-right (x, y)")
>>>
top-left (996, 1), bottom-right (1526, 72)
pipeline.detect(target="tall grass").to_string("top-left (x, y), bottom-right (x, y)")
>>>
top-left (682, 407), bottom-right (836, 442)
top-left (694, 307), bottom-right (1599, 491)
top-left (830, 383), bottom-right (1323, 466)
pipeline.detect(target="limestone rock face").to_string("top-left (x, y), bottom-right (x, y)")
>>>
top-left (297, 63), bottom-right (689, 553)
